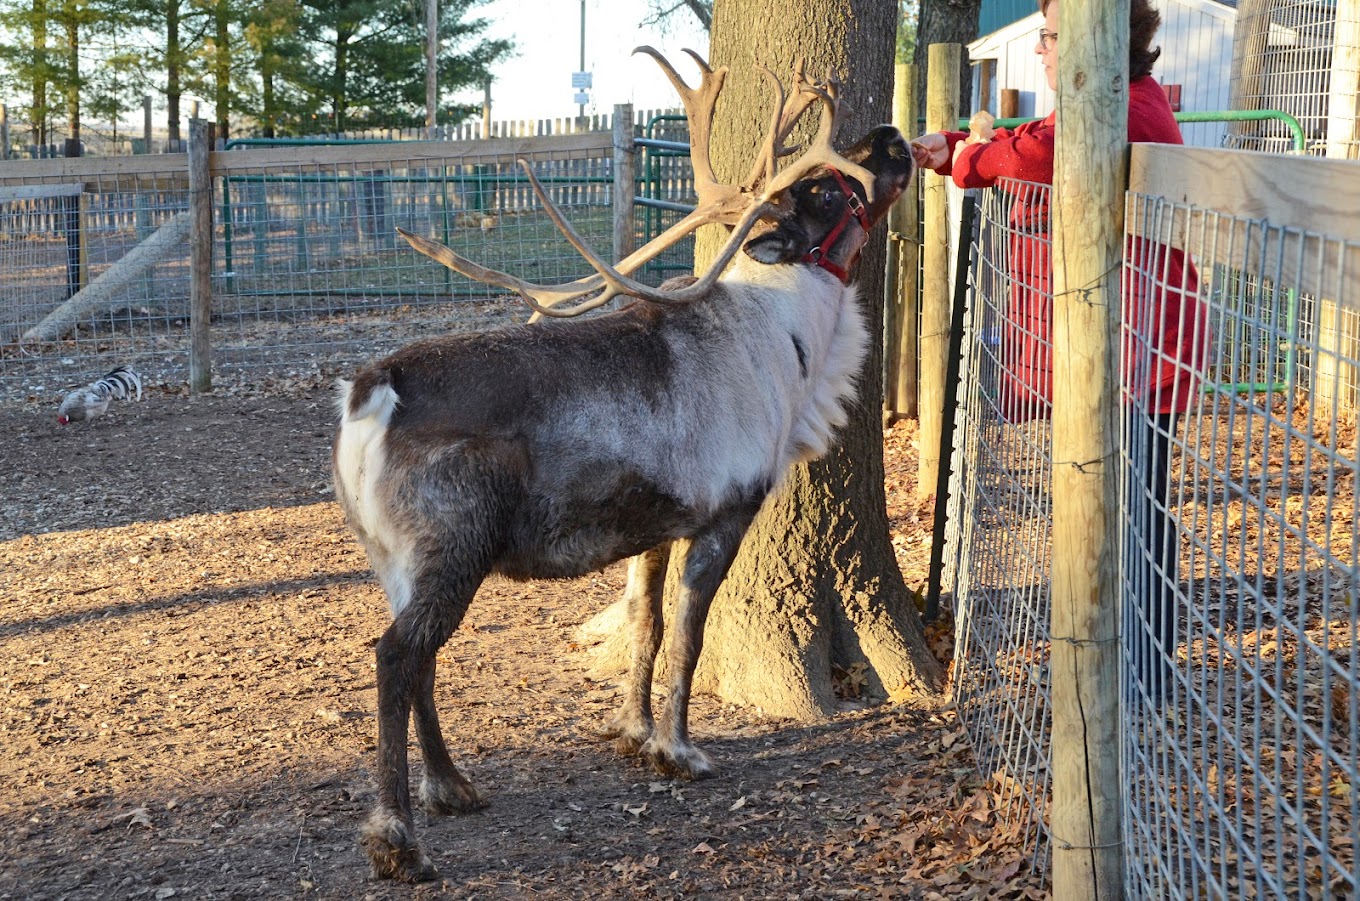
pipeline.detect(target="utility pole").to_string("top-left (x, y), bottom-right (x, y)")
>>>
top-left (578, 0), bottom-right (586, 125)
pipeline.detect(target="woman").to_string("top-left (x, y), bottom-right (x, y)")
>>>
top-left (913, 0), bottom-right (1208, 704)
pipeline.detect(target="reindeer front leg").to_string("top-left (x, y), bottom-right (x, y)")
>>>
top-left (643, 503), bottom-right (761, 779)
top-left (601, 543), bottom-right (671, 753)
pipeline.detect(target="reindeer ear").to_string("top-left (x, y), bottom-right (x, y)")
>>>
top-left (743, 229), bottom-right (801, 265)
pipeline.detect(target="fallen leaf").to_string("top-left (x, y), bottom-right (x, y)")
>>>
top-left (113, 808), bottom-right (154, 831)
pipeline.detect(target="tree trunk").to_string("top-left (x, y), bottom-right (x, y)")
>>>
top-left (262, 58), bottom-right (276, 139)
top-left (914, 0), bottom-right (982, 119)
top-left (334, 37), bottom-right (349, 134)
top-left (167, 0), bottom-right (181, 148)
top-left (33, 0), bottom-right (48, 146)
top-left (582, 0), bottom-right (943, 719)
top-left (22, 211), bottom-right (191, 343)
top-left (63, 1), bottom-right (78, 143)
top-left (215, 0), bottom-right (230, 140)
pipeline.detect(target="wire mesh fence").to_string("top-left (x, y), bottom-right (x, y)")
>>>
top-left (944, 179), bottom-right (1056, 872)
top-left (0, 130), bottom-right (697, 408)
top-left (1122, 190), bottom-right (1359, 899)
top-left (1227, 0), bottom-right (1357, 157)
top-left (0, 167), bottom-right (193, 401)
top-left (207, 142), bottom-right (617, 378)
top-left (945, 168), bottom-right (1360, 897)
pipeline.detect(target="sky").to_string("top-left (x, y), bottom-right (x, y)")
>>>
top-left (468, 0), bottom-right (711, 122)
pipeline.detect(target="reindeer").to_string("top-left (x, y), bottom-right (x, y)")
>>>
top-left (332, 48), bottom-right (915, 882)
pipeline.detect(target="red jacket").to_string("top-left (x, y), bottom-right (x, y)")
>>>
top-left (935, 77), bottom-right (1207, 420)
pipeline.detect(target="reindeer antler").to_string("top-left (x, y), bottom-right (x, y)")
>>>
top-left (761, 69), bottom-right (876, 203)
top-left (399, 49), bottom-right (878, 318)
top-left (743, 59), bottom-right (818, 193)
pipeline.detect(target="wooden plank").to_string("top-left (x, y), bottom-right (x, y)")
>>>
top-left (0, 182), bottom-right (82, 202)
top-left (1128, 144), bottom-right (1360, 312)
top-left (208, 133), bottom-right (614, 175)
top-left (0, 153), bottom-right (193, 182)
top-left (0, 133), bottom-right (616, 188)
top-left (1129, 144), bottom-right (1360, 245)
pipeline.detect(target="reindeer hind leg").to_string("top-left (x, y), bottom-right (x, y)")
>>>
top-left (362, 539), bottom-right (494, 882)
top-left (414, 655), bottom-right (487, 815)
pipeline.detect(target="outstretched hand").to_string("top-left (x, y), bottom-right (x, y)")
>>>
top-left (909, 133), bottom-right (949, 171)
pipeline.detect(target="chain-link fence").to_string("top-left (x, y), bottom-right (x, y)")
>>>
top-left (944, 161), bottom-right (1359, 896)
top-left (0, 129), bottom-right (697, 407)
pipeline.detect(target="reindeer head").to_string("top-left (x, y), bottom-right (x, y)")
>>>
top-left (743, 125), bottom-right (913, 280)
top-left (396, 50), bottom-right (914, 314)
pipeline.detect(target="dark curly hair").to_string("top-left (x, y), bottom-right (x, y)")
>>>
top-left (1040, 0), bottom-right (1163, 80)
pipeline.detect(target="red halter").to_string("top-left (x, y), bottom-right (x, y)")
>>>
top-left (801, 168), bottom-right (872, 284)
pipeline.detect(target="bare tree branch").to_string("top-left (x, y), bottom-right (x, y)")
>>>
top-left (642, 0), bottom-right (713, 32)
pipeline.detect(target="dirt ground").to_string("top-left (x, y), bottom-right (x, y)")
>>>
top-left (0, 380), bottom-right (1045, 900)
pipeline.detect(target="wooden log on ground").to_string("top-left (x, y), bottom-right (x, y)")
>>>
top-left (21, 211), bottom-right (190, 343)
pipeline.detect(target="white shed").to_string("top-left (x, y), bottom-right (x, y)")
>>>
top-left (966, 0), bottom-right (1239, 148)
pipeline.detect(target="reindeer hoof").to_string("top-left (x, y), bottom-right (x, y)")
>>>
top-left (419, 775), bottom-right (486, 816)
top-left (596, 716), bottom-right (653, 756)
top-left (360, 810), bottom-right (439, 882)
top-left (641, 738), bottom-right (716, 780)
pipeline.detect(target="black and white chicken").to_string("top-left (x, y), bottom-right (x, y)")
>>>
top-left (56, 365), bottom-right (143, 424)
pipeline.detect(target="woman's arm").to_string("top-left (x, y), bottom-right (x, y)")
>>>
top-left (950, 119), bottom-right (1055, 188)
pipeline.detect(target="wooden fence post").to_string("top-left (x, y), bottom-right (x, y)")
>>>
top-left (1319, 0), bottom-right (1360, 415)
top-left (885, 62), bottom-right (920, 423)
top-left (918, 44), bottom-right (959, 499)
top-left (1000, 88), bottom-right (1020, 119)
top-left (188, 118), bottom-right (213, 395)
top-left (613, 103), bottom-right (636, 268)
top-left (1049, 0), bottom-right (1126, 893)
top-left (61, 140), bottom-right (86, 297)
top-left (1228, 0), bottom-right (1271, 144)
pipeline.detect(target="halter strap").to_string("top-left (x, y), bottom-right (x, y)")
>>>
top-left (801, 168), bottom-right (872, 284)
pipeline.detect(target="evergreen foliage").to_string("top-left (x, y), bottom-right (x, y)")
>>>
top-left (0, 0), bottom-right (512, 139)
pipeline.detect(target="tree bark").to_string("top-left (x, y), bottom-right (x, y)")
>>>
top-left (63, 0), bottom-right (79, 144)
top-left (914, 0), bottom-right (982, 119)
top-left (582, 0), bottom-right (943, 719)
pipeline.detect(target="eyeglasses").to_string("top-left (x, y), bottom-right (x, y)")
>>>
top-left (1037, 29), bottom-right (1058, 50)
